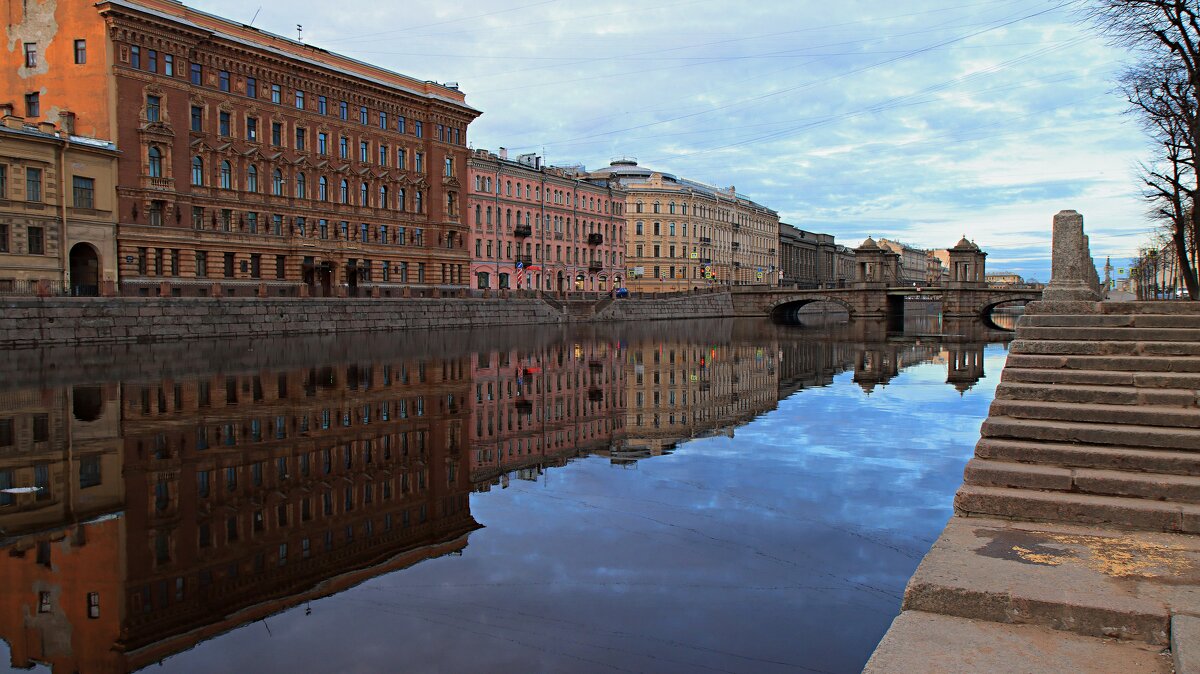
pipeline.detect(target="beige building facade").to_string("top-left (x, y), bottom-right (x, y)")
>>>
top-left (590, 160), bottom-right (779, 292)
top-left (0, 113), bottom-right (119, 295)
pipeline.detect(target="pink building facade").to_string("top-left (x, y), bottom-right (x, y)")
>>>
top-left (467, 149), bottom-right (625, 293)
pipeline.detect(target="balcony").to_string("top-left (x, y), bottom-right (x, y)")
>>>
top-left (700, 258), bottom-right (712, 264)
top-left (512, 254), bottom-right (533, 268)
top-left (768, 248), bottom-right (776, 254)
top-left (588, 260), bottom-right (603, 272)
top-left (588, 387), bottom-right (603, 402)
top-left (699, 236), bottom-right (712, 244)
top-left (587, 233), bottom-right (603, 245)
top-left (515, 399), bottom-right (533, 414)
top-left (514, 224), bottom-right (532, 237)
top-left (731, 241), bottom-right (741, 250)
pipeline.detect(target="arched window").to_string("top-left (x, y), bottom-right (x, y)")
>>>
top-left (147, 146), bottom-right (163, 178)
top-left (339, 179), bottom-right (349, 204)
top-left (506, 209), bottom-right (512, 228)
top-left (415, 191), bottom-right (423, 213)
top-left (220, 161), bottom-right (232, 189)
top-left (191, 156), bottom-right (204, 186)
top-left (247, 165), bottom-right (259, 193)
top-left (653, 201), bottom-right (660, 214)
top-left (296, 173), bottom-right (307, 199)
top-left (379, 185), bottom-right (388, 208)
top-left (398, 188), bottom-right (406, 211)
top-left (475, 204), bottom-right (482, 225)
top-left (272, 169), bottom-right (284, 196)
top-left (360, 182), bottom-right (369, 206)
top-left (669, 202), bottom-right (676, 214)
top-left (318, 176), bottom-right (328, 201)
top-left (635, 201), bottom-right (643, 213)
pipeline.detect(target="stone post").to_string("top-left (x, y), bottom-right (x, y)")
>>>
top-left (1045, 210), bottom-right (1104, 301)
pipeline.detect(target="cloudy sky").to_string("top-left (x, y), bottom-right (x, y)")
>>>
top-left (200, 0), bottom-right (1150, 281)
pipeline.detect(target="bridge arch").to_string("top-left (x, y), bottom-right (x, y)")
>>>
top-left (979, 296), bottom-right (1036, 331)
top-left (769, 296), bottom-right (854, 323)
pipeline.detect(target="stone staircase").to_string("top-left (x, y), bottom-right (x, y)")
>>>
top-left (956, 301), bottom-right (1200, 533)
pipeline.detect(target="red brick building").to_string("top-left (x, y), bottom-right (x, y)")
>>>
top-left (1, 0), bottom-right (479, 297)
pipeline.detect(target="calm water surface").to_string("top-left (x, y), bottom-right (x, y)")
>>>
top-left (0, 314), bottom-right (1013, 673)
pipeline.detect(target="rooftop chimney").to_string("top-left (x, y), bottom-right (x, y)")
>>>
top-left (58, 110), bottom-right (76, 135)
top-left (37, 121), bottom-right (56, 135)
top-left (0, 103), bottom-right (13, 118)
top-left (499, 147), bottom-right (508, 160)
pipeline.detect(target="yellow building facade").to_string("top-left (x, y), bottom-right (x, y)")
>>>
top-left (590, 160), bottom-right (779, 292)
top-left (0, 113), bottom-right (119, 295)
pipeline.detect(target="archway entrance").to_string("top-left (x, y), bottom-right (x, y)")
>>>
top-left (69, 243), bottom-right (100, 296)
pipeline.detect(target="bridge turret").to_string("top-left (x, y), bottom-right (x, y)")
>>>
top-left (947, 236), bottom-right (987, 289)
top-left (854, 237), bottom-right (900, 287)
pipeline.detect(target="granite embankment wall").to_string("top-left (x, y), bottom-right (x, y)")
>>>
top-left (0, 292), bottom-right (736, 349)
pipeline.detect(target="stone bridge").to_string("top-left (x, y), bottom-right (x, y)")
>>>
top-left (731, 234), bottom-right (1041, 324)
top-left (730, 285), bottom-right (1041, 323)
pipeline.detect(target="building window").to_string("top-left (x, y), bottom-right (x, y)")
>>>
top-left (219, 110), bottom-right (230, 136)
top-left (190, 63), bottom-right (201, 85)
top-left (318, 132), bottom-right (328, 155)
top-left (28, 226), bottom-right (44, 254)
top-left (164, 53), bottom-right (173, 76)
top-left (219, 70), bottom-right (230, 91)
top-left (339, 136), bottom-right (348, 159)
top-left (130, 45), bottom-right (140, 69)
top-left (74, 40), bottom-right (87, 64)
top-left (148, 93), bottom-right (163, 121)
top-left (318, 176), bottom-right (328, 201)
top-left (359, 105), bottom-right (368, 124)
top-left (38, 592), bottom-right (51, 614)
top-left (191, 105), bottom-right (202, 132)
top-left (271, 84), bottom-right (281, 104)
top-left (339, 100), bottom-right (348, 120)
top-left (295, 90), bottom-right (305, 109)
top-left (415, 152), bottom-right (423, 173)
top-left (0, 224), bottom-right (8, 253)
top-left (147, 49), bottom-right (158, 72)
top-left (360, 182), bottom-right (368, 205)
top-left (148, 200), bottom-right (163, 226)
top-left (247, 117), bottom-right (258, 141)
top-left (379, 111), bottom-right (387, 128)
top-left (220, 161), bottom-right (232, 189)
top-left (224, 252), bottom-right (235, 278)
top-left (339, 180), bottom-right (349, 204)
top-left (295, 127), bottom-right (306, 151)
top-left (379, 145), bottom-right (388, 166)
top-left (414, 120), bottom-right (423, 137)
top-left (87, 593), bottom-right (100, 619)
top-left (247, 165), bottom-right (258, 193)
top-left (26, 168), bottom-right (42, 202)
top-left (318, 95), bottom-right (327, 114)
top-left (271, 122), bottom-right (282, 146)
top-left (444, 157), bottom-right (453, 177)
top-left (148, 146), bottom-right (163, 177)
top-left (25, 92), bottom-right (39, 118)
top-left (73, 176), bottom-right (95, 208)
top-left (398, 148), bottom-right (406, 169)
top-left (272, 169), bottom-right (284, 196)
top-left (191, 157), bottom-right (204, 186)
top-left (297, 173), bottom-right (307, 199)
top-left (246, 77), bottom-right (257, 98)
top-left (359, 140), bottom-right (369, 163)
top-left (195, 250), bottom-right (207, 276)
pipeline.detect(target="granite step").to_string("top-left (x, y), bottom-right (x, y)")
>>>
top-left (995, 382), bottom-right (1199, 407)
top-left (990, 399), bottom-right (1200, 429)
top-left (954, 484), bottom-right (1200, 532)
top-left (898, 517), bottom-right (1200, 646)
top-left (864, 610), bottom-right (1172, 673)
top-left (1004, 353), bottom-right (1200, 373)
top-left (975, 437), bottom-right (1200, 477)
top-left (964, 458), bottom-right (1200, 504)
top-left (1021, 313), bottom-right (1200, 329)
top-left (1000, 367), bottom-right (1200, 390)
top-left (1010, 339), bottom-right (1200, 357)
top-left (1097, 301), bottom-right (1200, 315)
top-left (1016, 326), bottom-right (1200, 342)
top-left (982, 416), bottom-right (1200, 451)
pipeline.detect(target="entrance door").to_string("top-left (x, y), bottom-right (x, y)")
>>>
top-left (69, 243), bottom-right (100, 296)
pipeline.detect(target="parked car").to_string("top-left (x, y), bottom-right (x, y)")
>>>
top-left (614, 287), bottom-right (629, 298)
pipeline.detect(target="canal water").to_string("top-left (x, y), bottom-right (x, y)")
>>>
top-left (0, 314), bottom-right (1014, 673)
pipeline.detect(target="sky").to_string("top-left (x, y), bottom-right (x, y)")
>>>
top-left (195, 0), bottom-right (1153, 282)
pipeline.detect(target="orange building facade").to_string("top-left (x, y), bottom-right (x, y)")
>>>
top-left (2, 0), bottom-right (479, 297)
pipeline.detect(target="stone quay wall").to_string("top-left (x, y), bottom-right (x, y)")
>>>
top-left (0, 293), bottom-right (737, 350)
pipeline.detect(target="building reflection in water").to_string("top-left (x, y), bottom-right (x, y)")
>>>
top-left (0, 319), bottom-right (1009, 672)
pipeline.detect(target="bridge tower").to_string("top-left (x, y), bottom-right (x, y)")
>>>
top-left (854, 237), bottom-right (902, 321)
top-left (944, 237), bottom-right (988, 318)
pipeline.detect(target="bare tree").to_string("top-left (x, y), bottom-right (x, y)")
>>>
top-left (1089, 0), bottom-right (1200, 299)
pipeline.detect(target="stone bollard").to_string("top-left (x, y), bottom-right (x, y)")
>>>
top-left (1044, 210), bottom-right (1104, 302)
